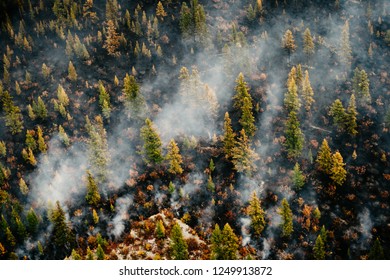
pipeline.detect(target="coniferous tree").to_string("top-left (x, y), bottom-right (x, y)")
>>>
top-left (352, 68), bottom-right (371, 105)
top-left (368, 238), bottom-right (384, 260)
top-left (49, 201), bottom-right (74, 259)
top-left (316, 139), bottom-right (333, 174)
top-left (210, 224), bottom-right (223, 259)
top-left (166, 139), bottom-right (183, 175)
top-left (248, 192), bottom-right (266, 236)
top-left (170, 223), bottom-right (188, 260)
top-left (67, 61), bottom-right (77, 81)
top-left (122, 73), bottom-right (145, 117)
top-left (96, 244), bottom-right (105, 260)
top-left (231, 129), bottom-right (259, 176)
top-left (156, 2), bottom-right (167, 19)
top-left (26, 208), bottom-right (39, 236)
top-left (155, 219), bottom-right (166, 239)
top-left (32, 96), bottom-right (48, 120)
top-left (240, 96), bottom-right (256, 137)
top-left (2, 91), bottom-right (24, 134)
top-left (345, 94), bottom-right (357, 135)
top-left (25, 130), bottom-right (37, 151)
top-left (103, 20), bottom-right (120, 57)
top-left (284, 111), bottom-right (304, 158)
top-left (221, 223), bottom-right (239, 260)
top-left (282, 29), bottom-right (296, 60)
top-left (302, 70), bottom-right (315, 112)
top-left (284, 77), bottom-right (300, 112)
top-left (329, 99), bottom-right (346, 131)
top-left (180, 0), bottom-right (208, 45)
top-left (37, 126), bottom-right (46, 153)
top-left (292, 162), bottom-right (305, 191)
top-left (303, 28), bottom-right (315, 57)
top-left (85, 170), bottom-right (100, 207)
top-left (98, 81), bottom-right (111, 119)
top-left (140, 118), bottom-right (164, 164)
top-left (330, 151), bottom-right (347, 186)
top-left (279, 198), bottom-right (293, 238)
top-left (340, 20), bottom-right (352, 66)
top-left (313, 235), bottom-right (325, 260)
top-left (19, 178), bottom-right (29, 195)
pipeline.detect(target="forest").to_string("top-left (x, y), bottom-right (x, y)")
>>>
top-left (0, 0), bottom-right (389, 260)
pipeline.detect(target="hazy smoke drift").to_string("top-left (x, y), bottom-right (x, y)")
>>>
top-left (110, 195), bottom-right (133, 239)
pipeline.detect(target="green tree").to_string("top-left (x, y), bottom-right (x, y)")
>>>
top-left (85, 170), bottom-right (100, 207)
top-left (26, 208), bottom-right (39, 236)
top-left (352, 68), bottom-right (371, 105)
top-left (292, 162), bottom-right (305, 191)
top-left (233, 73), bottom-right (253, 112)
top-left (98, 81), bottom-right (111, 119)
top-left (313, 235), bottom-right (325, 260)
top-left (19, 178), bottom-right (29, 195)
top-left (180, 0), bottom-right (208, 45)
top-left (368, 238), bottom-right (384, 260)
top-left (170, 223), bottom-right (188, 260)
top-left (49, 201), bottom-right (74, 259)
top-left (284, 111), bottom-right (304, 158)
top-left (96, 244), bottom-right (105, 260)
top-left (210, 223), bottom-right (239, 260)
top-left (32, 96), bottom-right (48, 120)
top-left (71, 249), bottom-right (81, 260)
top-left (2, 91), bottom-right (24, 134)
top-left (37, 126), bottom-right (46, 153)
top-left (248, 192), bottom-right (266, 236)
top-left (155, 219), bottom-right (166, 239)
top-left (340, 20), bottom-right (352, 66)
top-left (122, 73), bottom-right (145, 117)
top-left (284, 77), bottom-right (300, 112)
top-left (329, 99), bottom-right (346, 131)
top-left (25, 130), bottom-right (37, 151)
top-left (303, 28), bottom-right (315, 57)
top-left (279, 198), bottom-right (293, 238)
top-left (239, 96), bottom-right (256, 138)
top-left (316, 139), bottom-right (332, 174)
top-left (222, 112), bottom-right (236, 159)
top-left (330, 151), bottom-right (347, 186)
top-left (166, 139), bottom-right (183, 175)
top-left (140, 118), bottom-right (164, 164)
top-left (231, 129), bottom-right (260, 176)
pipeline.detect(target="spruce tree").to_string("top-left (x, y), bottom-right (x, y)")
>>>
top-left (32, 96), bottom-right (48, 120)
top-left (220, 223), bottom-right (239, 260)
top-left (37, 126), bottom-right (46, 153)
top-left (231, 129), bottom-right (260, 176)
top-left (210, 224), bottom-right (223, 259)
top-left (284, 110), bottom-right (304, 158)
top-left (122, 73), bottom-right (145, 116)
top-left (25, 130), bottom-right (37, 151)
top-left (368, 238), bottom-right (384, 260)
top-left (316, 139), bottom-right (332, 174)
top-left (345, 94), bottom-right (358, 135)
top-left (67, 61), bottom-right (77, 81)
top-left (233, 73), bottom-right (253, 111)
top-left (98, 81), bottom-right (111, 119)
top-left (239, 96), bottom-right (256, 138)
top-left (303, 28), bottom-right (315, 57)
top-left (292, 162), bottom-right (305, 191)
top-left (248, 192), bottom-right (266, 236)
top-left (329, 99), bottom-right (346, 131)
top-left (340, 20), bottom-right (352, 66)
top-left (96, 244), bottom-right (105, 260)
top-left (330, 151), bottom-right (347, 186)
top-left (279, 198), bottom-right (293, 238)
top-left (352, 68), bottom-right (371, 105)
top-left (26, 208), bottom-right (39, 236)
top-left (166, 139), bottom-right (183, 175)
top-left (103, 20), bottom-right (120, 57)
top-left (302, 70), bottom-right (315, 111)
top-left (140, 118), bottom-right (164, 164)
top-left (313, 235), bottom-right (325, 260)
top-left (155, 220), bottom-right (166, 239)
top-left (282, 29), bottom-right (296, 60)
top-left (170, 223), bottom-right (188, 260)
top-left (222, 112), bottom-right (236, 159)
top-left (284, 77), bottom-right (300, 112)
top-left (85, 170), bottom-right (100, 207)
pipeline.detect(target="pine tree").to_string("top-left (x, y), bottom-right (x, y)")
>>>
top-left (58, 125), bottom-right (70, 147)
top-left (316, 139), bottom-right (333, 174)
top-left (345, 94), bottom-right (357, 135)
top-left (303, 28), bottom-right (315, 57)
top-left (313, 235), bottom-right (325, 260)
top-left (49, 201), bottom-right (74, 259)
top-left (292, 162), bottom-right (305, 191)
top-left (96, 244), bottom-right (105, 260)
top-left (302, 70), bottom-right (315, 111)
top-left (352, 68), bottom-right (371, 105)
top-left (340, 20), bottom-right (352, 66)
top-left (231, 129), bottom-right (260, 176)
top-left (86, 247), bottom-right (94, 260)
top-left (71, 249), bottom-right (81, 260)
top-left (221, 223), bottom-right (239, 260)
top-left (156, 1), bottom-right (167, 19)
top-left (210, 224), bottom-right (223, 259)
top-left (223, 112), bottom-right (236, 159)
top-left (67, 61), bottom-right (77, 81)
top-left (25, 130), bottom-right (37, 151)
top-left (166, 139), bottom-right (183, 175)
top-left (2, 91), bottom-right (24, 134)
top-left (279, 198), bottom-right (293, 238)
top-left (330, 151), bottom-right (347, 186)
top-left (284, 111), bottom-right (304, 158)
top-left (103, 20), bottom-right (120, 57)
top-left (282, 29), bottom-right (296, 59)
top-left (19, 178), bottom-right (29, 195)
top-left (239, 96), bottom-right (256, 137)
top-left (32, 96), bottom-right (48, 119)
top-left (368, 238), bottom-right (384, 260)
top-left (329, 99), bottom-right (346, 131)
top-left (233, 73), bottom-right (253, 111)
top-left (57, 84), bottom-right (69, 107)
top-left (37, 126), bottom-right (46, 153)
top-left (85, 170), bottom-right (100, 207)
top-left (284, 76), bottom-right (300, 112)
top-left (122, 73), bottom-right (145, 116)
top-left (248, 192), bottom-right (266, 236)
top-left (98, 81), bottom-right (111, 119)
top-left (140, 118), bottom-right (164, 164)
top-left (155, 219), bottom-right (166, 239)
top-left (26, 208), bottom-right (39, 236)
top-left (170, 223), bottom-right (188, 260)
top-left (92, 209), bottom-right (99, 224)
